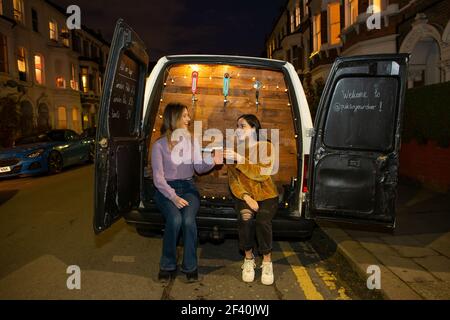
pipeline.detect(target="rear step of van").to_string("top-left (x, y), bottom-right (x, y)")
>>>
top-left (124, 202), bottom-right (315, 240)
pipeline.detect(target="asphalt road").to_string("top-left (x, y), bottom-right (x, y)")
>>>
top-left (0, 165), bottom-right (382, 300)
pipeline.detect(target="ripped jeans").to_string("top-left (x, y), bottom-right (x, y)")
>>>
top-left (234, 196), bottom-right (278, 256)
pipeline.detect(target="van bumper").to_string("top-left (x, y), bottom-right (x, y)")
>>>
top-left (124, 205), bottom-right (315, 239)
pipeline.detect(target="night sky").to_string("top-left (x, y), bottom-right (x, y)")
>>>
top-left (54, 0), bottom-right (287, 61)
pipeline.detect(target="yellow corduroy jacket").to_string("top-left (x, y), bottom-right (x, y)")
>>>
top-left (227, 140), bottom-right (278, 201)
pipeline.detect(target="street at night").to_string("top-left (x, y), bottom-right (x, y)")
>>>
top-left (1, 0), bottom-right (450, 307)
top-left (0, 165), bottom-right (383, 300)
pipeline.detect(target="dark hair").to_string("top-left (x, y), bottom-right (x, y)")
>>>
top-left (160, 103), bottom-right (188, 149)
top-left (237, 114), bottom-right (262, 141)
top-left (160, 102), bottom-right (188, 136)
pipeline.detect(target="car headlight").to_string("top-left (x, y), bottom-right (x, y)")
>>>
top-left (27, 149), bottom-right (45, 158)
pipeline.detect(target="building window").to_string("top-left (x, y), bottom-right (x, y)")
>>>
top-left (370, 0), bottom-right (382, 12)
top-left (61, 27), bottom-right (70, 47)
top-left (0, 33), bottom-right (7, 73)
top-left (56, 76), bottom-right (66, 88)
top-left (72, 34), bottom-right (81, 53)
top-left (70, 63), bottom-right (78, 90)
top-left (58, 106), bottom-right (67, 129)
top-left (83, 40), bottom-right (90, 57)
top-left (290, 13), bottom-right (295, 33)
top-left (346, 0), bottom-right (359, 27)
top-left (17, 47), bottom-right (26, 81)
top-left (72, 108), bottom-right (80, 132)
top-left (303, 0), bottom-right (309, 19)
top-left (49, 20), bottom-right (58, 41)
top-left (295, 1), bottom-right (301, 27)
top-left (34, 54), bottom-right (44, 85)
top-left (328, 3), bottom-right (341, 45)
top-left (13, 0), bottom-right (23, 23)
top-left (81, 67), bottom-right (89, 92)
top-left (0, 0), bottom-right (3, 16)
top-left (313, 14), bottom-right (321, 52)
top-left (32, 9), bottom-right (39, 32)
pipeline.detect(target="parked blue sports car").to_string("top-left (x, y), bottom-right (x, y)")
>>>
top-left (0, 129), bottom-right (94, 179)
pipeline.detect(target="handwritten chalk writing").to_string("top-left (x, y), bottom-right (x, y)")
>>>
top-left (125, 82), bottom-right (130, 92)
top-left (374, 88), bottom-right (381, 98)
top-left (342, 90), bottom-right (368, 99)
top-left (128, 96), bottom-right (134, 106)
top-left (115, 82), bottom-right (124, 90)
top-left (113, 96), bottom-right (122, 103)
top-left (111, 110), bottom-right (120, 119)
top-left (333, 102), bottom-right (381, 112)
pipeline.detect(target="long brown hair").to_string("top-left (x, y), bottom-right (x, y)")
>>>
top-left (160, 103), bottom-right (188, 148)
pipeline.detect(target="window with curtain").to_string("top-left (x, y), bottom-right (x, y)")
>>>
top-left (13, 0), bottom-right (23, 23)
top-left (329, 3), bottom-right (341, 45)
top-left (34, 54), bottom-right (44, 84)
top-left (313, 14), bottom-right (321, 52)
top-left (58, 106), bottom-right (67, 129)
top-left (49, 20), bottom-right (58, 40)
top-left (17, 47), bottom-right (26, 81)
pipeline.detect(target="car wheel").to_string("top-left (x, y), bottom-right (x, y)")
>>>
top-left (48, 151), bottom-right (63, 174)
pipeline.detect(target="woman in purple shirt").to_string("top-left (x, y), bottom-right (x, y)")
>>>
top-left (152, 103), bottom-right (218, 282)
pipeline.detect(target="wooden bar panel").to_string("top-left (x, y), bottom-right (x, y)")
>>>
top-left (147, 64), bottom-right (298, 198)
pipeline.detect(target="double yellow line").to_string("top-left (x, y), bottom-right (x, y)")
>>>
top-left (279, 242), bottom-right (324, 300)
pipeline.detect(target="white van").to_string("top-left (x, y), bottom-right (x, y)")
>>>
top-left (93, 20), bottom-right (409, 239)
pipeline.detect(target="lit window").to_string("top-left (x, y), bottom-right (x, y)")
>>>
top-left (58, 106), bottom-right (67, 129)
top-left (70, 64), bottom-right (78, 90)
top-left (295, 1), bottom-right (301, 27)
top-left (13, 0), bottom-right (23, 23)
top-left (72, 108), bottom-right (80, 132)
top-left (49, 20), bottom-right (58, 41)
top-left (56, 76), bottom-right (66, 88)
top-left (34, 54), bottom-right (44, 85)
top-left (313, 14), bottom-right (321, 52)
top-left (1, 0), bottom-right (4, 16)
top-left (371, 0), bottom-right (382, 12)
top-left (0, 33), bottom-right (7, 73)
top-left (62, 27), bottom-right (70, 47)
top-left (290, 14), bottom-right (295, 33)
top-left (17, 47), bottom-right (26, 81)
top-left (346, 0), bottom-right (359, 27)
top-left (328, 3), bottom-right (341, 45)
top-left (81, 67), bottom-right (89, 93)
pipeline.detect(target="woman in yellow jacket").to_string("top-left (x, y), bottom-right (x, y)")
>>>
top-left (223, 114), bottom-right (278, 286)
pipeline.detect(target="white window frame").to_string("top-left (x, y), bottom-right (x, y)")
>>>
top-left (49, 20), bottom-right (58, 41)
top-left (313, 14), bottom-right (321, 52)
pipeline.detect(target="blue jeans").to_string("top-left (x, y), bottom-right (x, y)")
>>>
top-left (154, 179), bottom-right (200, 273)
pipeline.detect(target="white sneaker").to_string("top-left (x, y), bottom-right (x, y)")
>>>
top-left (241, 258), bottom-right (256, 282)
top-left (261, 262), bottom-right (274, 285)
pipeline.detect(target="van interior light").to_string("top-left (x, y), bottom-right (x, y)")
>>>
top-left (190, 64), bottom-right (199, 72)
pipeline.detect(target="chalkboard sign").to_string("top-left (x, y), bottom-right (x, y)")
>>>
top-left (323, 77), bottom-right (398, 151)
top-left (109, 53), bottom-right (140, 137)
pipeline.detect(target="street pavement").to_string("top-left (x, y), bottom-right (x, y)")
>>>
top-left (319, 181), bottom-right (450, 300)
top-left (0, 165), bottom-right (381, 300)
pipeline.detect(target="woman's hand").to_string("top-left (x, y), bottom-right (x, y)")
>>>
top-left (243, 194), bottom-right (259, 212)
top-left (223, 148), bottom-right (244, 163)
top-left (212, 149), bottom-right (224, 165)
top-left (172, 196), bottom-right (189, 209)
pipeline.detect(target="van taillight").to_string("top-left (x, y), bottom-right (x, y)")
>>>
top-left (302, 155), bottom-right (309, 193)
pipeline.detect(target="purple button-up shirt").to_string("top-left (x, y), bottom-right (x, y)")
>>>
top-left (151, 135), bottom-right (214, 200)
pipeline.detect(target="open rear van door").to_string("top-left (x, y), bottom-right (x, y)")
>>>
top-left (306, 54), bottom-right (409, 228)
top-left (93, 20), bottom-right (149, 233)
